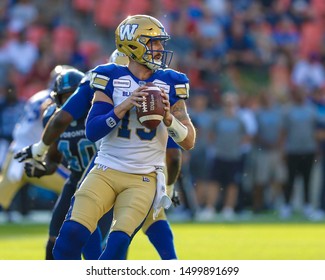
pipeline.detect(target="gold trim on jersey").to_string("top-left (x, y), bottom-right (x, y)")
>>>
top-left (175, 83), bottom-right (189, 98)
top-left (91, 73), bottom-right (110, 90)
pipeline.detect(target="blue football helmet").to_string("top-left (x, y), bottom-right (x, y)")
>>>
top-left (51, 69), bottom-right (85, 107)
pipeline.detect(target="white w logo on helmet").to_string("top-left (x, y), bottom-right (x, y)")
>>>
top-left (119, 24), bottom-right (138, 41)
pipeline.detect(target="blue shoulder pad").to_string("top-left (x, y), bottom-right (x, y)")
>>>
top-left (154, 69), bottom-right (190, 105)
top-left (89, 63), bottom-right (118, 92)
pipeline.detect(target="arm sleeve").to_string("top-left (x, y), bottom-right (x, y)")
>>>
top-left (85, 101), bottom-right (121, 142)
top-left (61, 82), bottom-right (94, 120)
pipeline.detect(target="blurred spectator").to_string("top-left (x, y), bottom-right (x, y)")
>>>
top-left (252, 90), bottom-right (286, 213)
top-left (280, 87), bottom-right (318, 219)
top-left (237, 93), bottom-right (258, 212)
top-left (225, 18), bottom-right (258, 67)
top-left (193, 8), bottom-right (227, 98)
top-left (250, 17), bottom-right (274, 65)
top-left (269, 51), bottom-right (292, 102)
top-left (265, 0), bottom-right (296, 28)
top-left (51, 25), bottom-right (88, 72)
top-left (7, 0), bottom-right (38, 33)
top-left (196, 92), bottom-right (248, 221)
top-left (0, 31), bottom-right (10, 87)
top-left (291, 52), bottom-right (325, 94)
top-left (20, 51), bottom-right (54, 99)
top-left (0, 83), bottom-right (25, 168)
top-left (271, 15), bottom-right (300, 57)
top-left (167, 0), bottom-right (199, 56)
top-left (298, 8), bottom-right (324, 60)
top-left (187, 92), bottom-right (215, 215)
top-left (0, 27), bottom-right (39, 75)
top-left (311, 86), bottom-right (325, 220)
top-left (0, 1), bottom-right (9, 31)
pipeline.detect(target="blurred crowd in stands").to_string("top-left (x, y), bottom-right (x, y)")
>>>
top-left (1, 0), bottom-right (325, 222)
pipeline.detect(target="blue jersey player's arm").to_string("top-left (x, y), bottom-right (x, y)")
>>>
top-left (41, 79), bottom-right (94, 146)
top-left (27, 105), bottom-right (64, 176)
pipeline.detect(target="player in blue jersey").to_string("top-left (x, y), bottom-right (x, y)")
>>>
top-left (23, 69), bottom-right (102, 259)
top-left (15, 49), bottom-right (184, 259)
top-left (52, 14), bottom-right (196, 260)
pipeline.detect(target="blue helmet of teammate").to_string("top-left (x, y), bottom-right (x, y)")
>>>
top-left (51, 69), bottom-right (85, 107)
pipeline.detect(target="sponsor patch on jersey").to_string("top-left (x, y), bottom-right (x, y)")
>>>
top-left (175, 83), bottom-right (190, 99)
top-left (91, 73), bottom-right (109, 90)
top-left (113, 79), bottom-right (131, 88)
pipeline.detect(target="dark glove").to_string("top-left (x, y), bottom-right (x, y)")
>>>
top-left (14, 145), bottom-right (33, 162)
top-left (14, 141), bottom-right (49, 162)
top-left (171, 190), bottom-right (181, 207)
top-left (24, 160), bottom-right (48, 178)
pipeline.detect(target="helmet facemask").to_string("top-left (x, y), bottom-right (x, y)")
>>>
top-left (140, 35), bottom-right (173, 70)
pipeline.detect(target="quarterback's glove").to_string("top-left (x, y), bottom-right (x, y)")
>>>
top-left (171, 190), bottom-right (181, 207)
top-left (24, 160), bottom-right (48, 178)
top-left (14, 140), bottom-right (49, 162)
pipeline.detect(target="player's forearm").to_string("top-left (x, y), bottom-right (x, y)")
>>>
top-left (176, 119), bottom-right (196, 150)
top-left (42, 110), bottom-right (73, 145)
top-left (86, 101), bottom-right (121, 142)
top-left (167, 101), bottom-right (196, 150)
top-left (42, 160), bottom-right (58, 175)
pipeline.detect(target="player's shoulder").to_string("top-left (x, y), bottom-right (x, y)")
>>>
top-left (91, 62), bottom-right (126, 76)
top-left (156, 68), bottom-right (189, 84)
top-left (42, 103), bottom-right (56, 127)
top-left (155, 68), bottom-right (190, 100)
top-left (89, 63), bottom-right (127, 90)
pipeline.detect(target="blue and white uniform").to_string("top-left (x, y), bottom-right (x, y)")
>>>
top-left (0, 90), bottom-right (69, 210)
top-left (90, 64), bottom-right (189, 174)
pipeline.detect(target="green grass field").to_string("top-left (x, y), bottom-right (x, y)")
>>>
top-left (1, 220), bottom-right (325, 260)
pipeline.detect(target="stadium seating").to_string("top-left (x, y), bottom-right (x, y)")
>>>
top-left (93, 0), bottom-right (121, 29)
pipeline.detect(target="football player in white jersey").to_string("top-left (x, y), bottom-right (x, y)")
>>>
top-left (0, 66), bottom-right (72, 215)
top-left (15, 49), bottom-right (184, 259)
top-left (51, 15), bottom-right (196, 260)
top-left (108, 50), bottom-right (184, 259)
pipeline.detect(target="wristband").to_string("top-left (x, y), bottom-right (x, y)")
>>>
top-left (167, 116), bottom-right (188, 143)
top-left (32, 140), bottom-right (50, 158)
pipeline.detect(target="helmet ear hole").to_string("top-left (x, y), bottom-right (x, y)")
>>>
top-left (129, 45), bottom-right (137, 50)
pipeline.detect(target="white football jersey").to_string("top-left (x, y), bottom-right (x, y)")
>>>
top-left (10, 89), bottom-right (51, 152)
top-left (90, 64), bottom-right (189, 174)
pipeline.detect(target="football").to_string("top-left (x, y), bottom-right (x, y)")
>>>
top-left (136, 82), bottom-right (165, 129)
